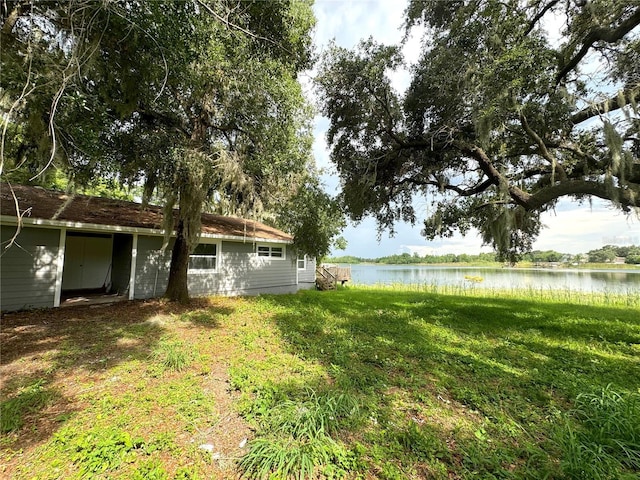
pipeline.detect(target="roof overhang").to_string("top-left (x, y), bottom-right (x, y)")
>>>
top-left (0, 215), bottom-right (292, 244)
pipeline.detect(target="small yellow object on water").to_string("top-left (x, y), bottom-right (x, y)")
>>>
top-left (464, 275), bottom-right (484, 283)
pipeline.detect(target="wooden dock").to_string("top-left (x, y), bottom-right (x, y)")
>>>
top-left (315, 264), bottom-right (351, 290)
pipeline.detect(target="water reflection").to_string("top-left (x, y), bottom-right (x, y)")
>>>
top-left (348, 265), bottom-right (640, 293)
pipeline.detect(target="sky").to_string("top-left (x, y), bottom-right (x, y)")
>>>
top-left (304, 0), bottom-right (640, 258)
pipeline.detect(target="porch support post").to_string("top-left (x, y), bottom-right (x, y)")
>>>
top-left (53, 227), bottom-right (66, 307)
top-left (128, 234), bottom-right (138, 300)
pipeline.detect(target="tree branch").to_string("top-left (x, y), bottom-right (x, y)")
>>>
top-left (519, 113), bottom-right (567, 180)
top-left (399, 176), bottom-right (494, 197)
top-left (528, 179), bottom-right (640, 211)
top-left (523, 0), bottom-right (560, 38)
top-left (455, 142), bottom-right (533, 208)
top-left (195, 0), bottom-right (292, 56)
top-left (571, 86), bottom-right (640, 124)
top-left (556, 7), bottom-right (640, 84)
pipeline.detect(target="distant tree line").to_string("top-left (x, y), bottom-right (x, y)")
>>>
top-left (328, 252), bottom-right (499, 265)
top-left (327, 245), bottom-right (640, 265)
top-left (586, 245), bottom-right (640, 264)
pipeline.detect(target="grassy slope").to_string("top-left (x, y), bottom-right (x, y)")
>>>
top-left (1, 287), bottom-right (639, 479)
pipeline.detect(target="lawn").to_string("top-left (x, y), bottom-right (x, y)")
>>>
top-left (1, 286), bottom-right (639, 479)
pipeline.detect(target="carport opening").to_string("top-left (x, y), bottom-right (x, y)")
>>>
top-left (60, 232), bottom-right (133, 306)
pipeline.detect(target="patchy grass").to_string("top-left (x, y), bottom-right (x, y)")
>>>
top-left (1, 286), bottom-right (639, 479)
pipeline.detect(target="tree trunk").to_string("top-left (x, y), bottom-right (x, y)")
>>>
top-left (164, 220), bottom-right (190, 303)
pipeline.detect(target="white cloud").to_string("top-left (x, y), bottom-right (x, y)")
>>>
top-left (535, 200), bottom-right (640, 252)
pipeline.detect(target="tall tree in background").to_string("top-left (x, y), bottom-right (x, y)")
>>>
top-left (2, 0), bottom-right (335, 302)
top-left (317, 0), bottom-right (640, 261)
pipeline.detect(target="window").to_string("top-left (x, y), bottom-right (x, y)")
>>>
top-left (189, 243), bottom-right (218, 271)
top-left (256, 244), bottom-right (285, 259)
top-left (297, 256), bottom-right (306, 270)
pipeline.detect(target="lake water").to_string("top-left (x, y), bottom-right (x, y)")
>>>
top-left (345, 264), bottom-right (640, 293)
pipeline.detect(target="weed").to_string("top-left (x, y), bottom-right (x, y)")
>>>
top-left (174, 466), bottom-right (202, 479)
top-left (132, 459), bottom-right (169, 480)
top-left (54, 427), bottom-right (145, 475)
top-left (239, 390), bottom-right (360, 479)
top-left (152, 339), bottom-right (193, 372)
top-left (266, 390), bottom-right (360, 439)
top-left (0, 379), bottom-right (55, 433)
top-left (558, 385), bottom-right (640, 479)
top-left (240, 435), bottom-right (352, 480)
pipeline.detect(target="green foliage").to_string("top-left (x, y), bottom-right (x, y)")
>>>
top-left (132, 459), bottom-right (169, 480)
top-left (0, 379), bottom-right (56, 433)
top-left (54, 427), bottom-right (146, 475)
top-left (152, 339), bottom-right (193, 373)
top-left (317, 0), bottom-right (640, 260)
top-left (558, 386), bottom-right (640, 479)
top-left (239, 389), bottom-right (359, 479)
top-left (2, 0), bottom-right (322, 301)
top-left (277, 180), bottom-right (346, 259)
top-left (588, 244), bottom-right (640, 263)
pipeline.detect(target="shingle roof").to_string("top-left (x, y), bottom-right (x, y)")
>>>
top-left (0, 183), bottom-right (292, 242)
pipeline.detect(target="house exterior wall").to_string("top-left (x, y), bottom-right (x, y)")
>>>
top-left (133, 238), bottom-right (298, 300)
top-left (187, 241), bottom-right (298, 297)
top-left (133, 235), bottom-right (172, 299)
top-left (0, 225), bottom-right (60, 311)
top-left (1, 227), bottom-right (301, 311)
top-left (298, 256), bottom-right (316, 286)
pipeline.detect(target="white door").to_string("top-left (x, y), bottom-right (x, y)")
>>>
top-left (62, 235), bottom-right (113, 290)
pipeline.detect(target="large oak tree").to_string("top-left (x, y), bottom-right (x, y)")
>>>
top-left (316, 0), bottom-right (640, 261)
top-left (2, 0), bottom-right (341, 301)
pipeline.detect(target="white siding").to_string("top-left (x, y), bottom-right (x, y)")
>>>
top-left (1, 226), bottom-right (60, 311)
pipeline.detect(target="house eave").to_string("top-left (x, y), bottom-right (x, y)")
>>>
top-left (0, 215), bottom-right (293, 244)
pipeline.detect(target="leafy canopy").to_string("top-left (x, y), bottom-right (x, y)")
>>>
top-left (2, 0), bottom-right (342, 301)
top-left (316, 0), bottom-right (640, 261)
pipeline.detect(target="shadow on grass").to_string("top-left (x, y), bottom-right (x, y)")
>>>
top-left (255, 287), bottom-right (639, 476)
top-left (0, 297), bottom-right (231, 453)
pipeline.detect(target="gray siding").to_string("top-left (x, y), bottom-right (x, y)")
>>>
top-left (188, 241), bottom-right (298, 297)
top-left (1, 225), bottom-right (59, 311)
top-left (298, 256), bottom-right (316, 283)
top-left (111, 234), bottom-right (132, 295)
top-left (133, 239), bottom-right (298, 299)
top-left (133, 236), bottom-right (172, 299)
top-left (1, 227), bottom-right (302, 309)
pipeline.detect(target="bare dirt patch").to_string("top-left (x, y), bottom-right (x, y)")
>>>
top-left (1, 298), bottom-right (252, 478)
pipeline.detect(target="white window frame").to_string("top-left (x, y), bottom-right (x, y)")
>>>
top-left (256, 243), bottom-right (286, 260)
top-left (297, 255), bottom-right (306, 270)
top-left (188, 240), bottom-right (221, 273)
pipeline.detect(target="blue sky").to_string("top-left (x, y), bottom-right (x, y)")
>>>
top-left (304, 0), bottom-right (640, 257)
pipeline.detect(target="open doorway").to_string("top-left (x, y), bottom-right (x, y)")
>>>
top-left (60, 232), bottom-right (133, 306)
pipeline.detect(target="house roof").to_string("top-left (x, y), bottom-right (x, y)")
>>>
top-left (0, 183), bottom-right (293, 242)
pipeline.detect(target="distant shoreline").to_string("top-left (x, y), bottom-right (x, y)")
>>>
top-left (326, 261), bottom-right (640, 271)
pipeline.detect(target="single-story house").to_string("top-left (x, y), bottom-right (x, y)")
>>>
top-left (0, 184), bottom-right (316, 312)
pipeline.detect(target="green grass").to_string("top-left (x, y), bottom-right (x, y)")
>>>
top-left (234, 286), bottom-right (639, 478)
top-left (1, 287), bottom-right (638, 479)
